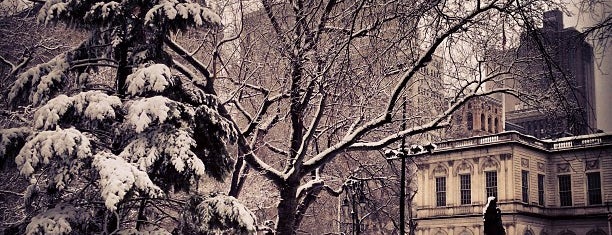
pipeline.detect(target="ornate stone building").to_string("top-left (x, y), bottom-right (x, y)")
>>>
top-left (414, 131), bottom-right (611, 235)
top-left (446, 96), bottom-right (504, 139)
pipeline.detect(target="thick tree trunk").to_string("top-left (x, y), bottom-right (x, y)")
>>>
top-left (276, 184), bottom-right (299, 235)
top-left (115, 41), bottom-right (129, 96)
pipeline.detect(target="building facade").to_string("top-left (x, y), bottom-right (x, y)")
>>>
top-left (414, 131), bottom-right (611, 235)
top-left (446, 96), bottom-right (504, 140)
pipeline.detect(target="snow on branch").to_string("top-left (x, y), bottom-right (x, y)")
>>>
top-left (8, 53), bottom-right (70, 106)
top-left (181, 194), bottom-right (257, 234)
top-left (15, 128), bottom-right (92, 188)
top-left (25, 204), bottom-right (81, 235)
top-left (93, 151), bottom-right (163, 211)
top-left (119, 128), bottom-right (204, 177)
top-left (116, 228), bottom-right (172, 235)
top-left (124, 96), bottom-right (184, 133)
top-left (195, 105), bottom-right (237, 142)
top-left (145, 0), bottom-right (222, 31)
top-left (33, 91), bottom-right (122, 130)
top-left (83, 1), bottom-right (122, 24)
top-left (37, 0), bottom-right (69, 24)
top-left (126, 64), bottom-right (177, 97)
top-left (296, 178), bottom-right (324, 200)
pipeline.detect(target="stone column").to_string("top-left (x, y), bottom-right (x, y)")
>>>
top-left (474, 224), bottom-right (482, 235)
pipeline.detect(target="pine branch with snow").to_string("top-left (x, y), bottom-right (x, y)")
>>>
top-left (180, 194), bottom-right (258, 235)
top-left (118, 128), bottom-right (206, 191)
top-left (0, 0), bottom-right (259, 233)
top-left (8, 53), bottom-right (70, 106)
top-left (15, 128), bottom-right (92, 189)
top-left (144, 0), bottom-right (222, 31)
top-left (93, 152), bottom-right (163, 211)
top-left (124, 96), bottom-right (184, 133)
top-left (25, 204), bottom-right (83, 235)
top-left (125, 64), bottom-right (177, 97)
top-left (33, 91), bottom-right (122, 130)
top-left (116, 228), bottom-right (172, 235)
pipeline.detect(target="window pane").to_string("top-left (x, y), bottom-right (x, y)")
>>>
top-left (436, 177), bottom-right (446, 206)
top-left (460, 174), bottom-right (471, 205)
top-left (522, 170), bottom-right (529, 203)
top-left (587, 172), bottom-right (602, 205)
top-left (467, 113), bottom-right (473, 130)
top-left (538, 174), bottom-right (545, 205)
top-left (558, 175), bottom-right (572, 206)
top-left (485, 171), bottom-right (498, 198)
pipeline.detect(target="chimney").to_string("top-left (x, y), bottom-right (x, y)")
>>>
top-left (543, 9), bottom-right (563, 31)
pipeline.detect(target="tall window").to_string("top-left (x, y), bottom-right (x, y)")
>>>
top-left (522, 170), bottom-right (529, 203)
top-left (467, 112), bottom-right (473, 130)
top-left (538, 174), bottom-right (545, 205)
top-left (485, 171), bottom-right (498, 198)
top-left (558, 175), bottom-right (572, 206)
top-left (436, 177), bottom-right (446, 206)
top-left (481, 114), bottom-right (486, 131)
top-left (494, 118), bottom-right (499, 133)
top-left (460, 174), bottom-right (471, 205)
top-left (488, 117), bottom-right (492, 132)
top-left (587, 172), bottom-right (602, 205)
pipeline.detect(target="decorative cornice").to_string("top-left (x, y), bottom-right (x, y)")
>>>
top-left (557, 163), bottom-right (571, 173)
top-left (431, 163), bottom-right (448, 178)
top-left (479, 156), bottom-right (500, 172)
top-left (453, 160), bottom-right (474, 176)
top-left (586, 159), bottom-right (599, 171)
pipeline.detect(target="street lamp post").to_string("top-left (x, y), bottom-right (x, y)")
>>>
top-left (341, 179), bottom-right (368, 235)
top-left (385, 143), bottom-right (436, 234)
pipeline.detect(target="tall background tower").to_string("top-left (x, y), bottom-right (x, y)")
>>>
top-left (497, 10), bottom-right (596, 138)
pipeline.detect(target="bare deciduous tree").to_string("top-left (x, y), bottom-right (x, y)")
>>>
top-left (199, 0), bottom-right (566, 233)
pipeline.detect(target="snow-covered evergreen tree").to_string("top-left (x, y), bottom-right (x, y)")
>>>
top-left (0, 0), bottom-right (257, 233)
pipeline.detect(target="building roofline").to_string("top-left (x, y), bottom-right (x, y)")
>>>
top-left (433, 131), bottom-right (612, 153)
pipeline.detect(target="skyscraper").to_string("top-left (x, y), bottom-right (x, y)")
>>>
top-left (488, 10), bottom-right (596, 138)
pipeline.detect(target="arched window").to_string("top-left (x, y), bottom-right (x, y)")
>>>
top-left (459, 229), bottom-right (474, 235)
top-left (467, 112), bottom-right (473, 130)
top-left (558, 230), bottom-right (576, 235)
top-left (435, 230), bottom-right (448, 235)
top-left (488, 116), bottom-right (492, 133)
top-left (481, 114), bottom-right (486, 131)
top-left (586, 229), bottom-right (606, 235)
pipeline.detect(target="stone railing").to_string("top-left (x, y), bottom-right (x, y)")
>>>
top-left (416, 201), bottom-right (610, 219)
top-left (417, 204), bottom-right (481, 218)
top-left (435, 132), bottom-right (612, 152)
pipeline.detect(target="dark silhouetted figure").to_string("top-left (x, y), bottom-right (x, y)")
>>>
top-left (483, 197), bottom-right (505, 235)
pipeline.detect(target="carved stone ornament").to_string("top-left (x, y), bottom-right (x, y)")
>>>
top-left (521, 158), bottom-right (529, 168)
top-left (433, 164), bottom-right (448, 176)
top-left (537, 162), bottom-right (545, 172)
top-left (481, 157), bottom-right (498, 172)
top-left (586, 160), bottom-right (599, 171)
top-left (557, 163), bottom-right (570, 173)
top-left (455, 160), bottom-right (472, 175)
